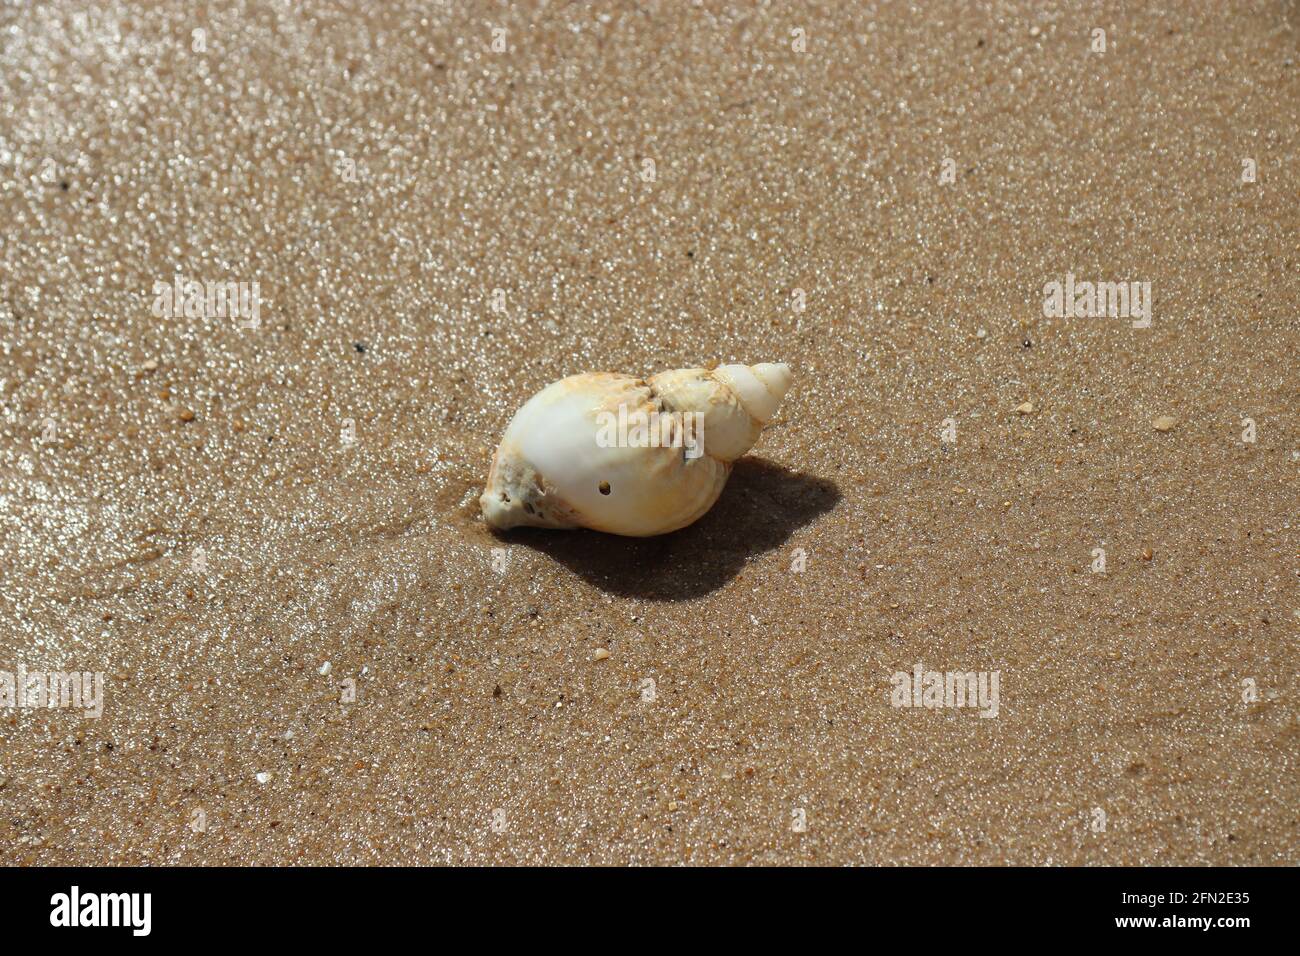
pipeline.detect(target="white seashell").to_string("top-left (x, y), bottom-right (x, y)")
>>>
top-left (480, 362), bottom-right (793, 536)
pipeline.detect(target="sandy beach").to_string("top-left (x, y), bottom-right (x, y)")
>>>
top-left (0, 0), bottom-right (1296, 864)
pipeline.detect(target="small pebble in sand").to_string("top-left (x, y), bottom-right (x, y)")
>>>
top-left (1153, 415), bottom-right (1177, 432)
top-left (140, 359), bottom-right (159, 372)
top-left (178, 408), bottom-right (195, 422)
top-left (256, 772), bottom-right (271, 784)
top-left (319, 661), bottom-right (332, 676)
top-left (976, 328), bottom-right (987, 339)
top-left (593, 648), bottom-right (610, 661)
top-left (1141, 548), bottom-right (1153, 561)
top-left (1016, 401), bottom-right (1034, 415)
top-left (1029, 25), bottom-right (1041, 37)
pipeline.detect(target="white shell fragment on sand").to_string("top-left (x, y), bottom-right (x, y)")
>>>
top-left (480, 363), bottom-right (793, 537)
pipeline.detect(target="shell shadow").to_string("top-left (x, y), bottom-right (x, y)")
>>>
top-left (498, 457), bottom-right (841, 601)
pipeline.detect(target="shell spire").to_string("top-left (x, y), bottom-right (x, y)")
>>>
top-left (479, 362), bottom-right (793, 536)
top-left (717, 362), bottom-right (793, 423)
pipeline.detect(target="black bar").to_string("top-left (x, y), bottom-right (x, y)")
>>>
top-left (0, 866), bottom-right (1280, 941)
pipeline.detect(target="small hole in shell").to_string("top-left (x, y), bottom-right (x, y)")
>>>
top-left (598, 481), bottom-right (611, 495)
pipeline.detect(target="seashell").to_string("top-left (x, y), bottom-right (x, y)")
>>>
top-left (480, 362), bottom-right (793, 536)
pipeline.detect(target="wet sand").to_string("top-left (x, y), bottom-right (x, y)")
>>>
top-left (0, 0), bottom-right (1296, 864)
